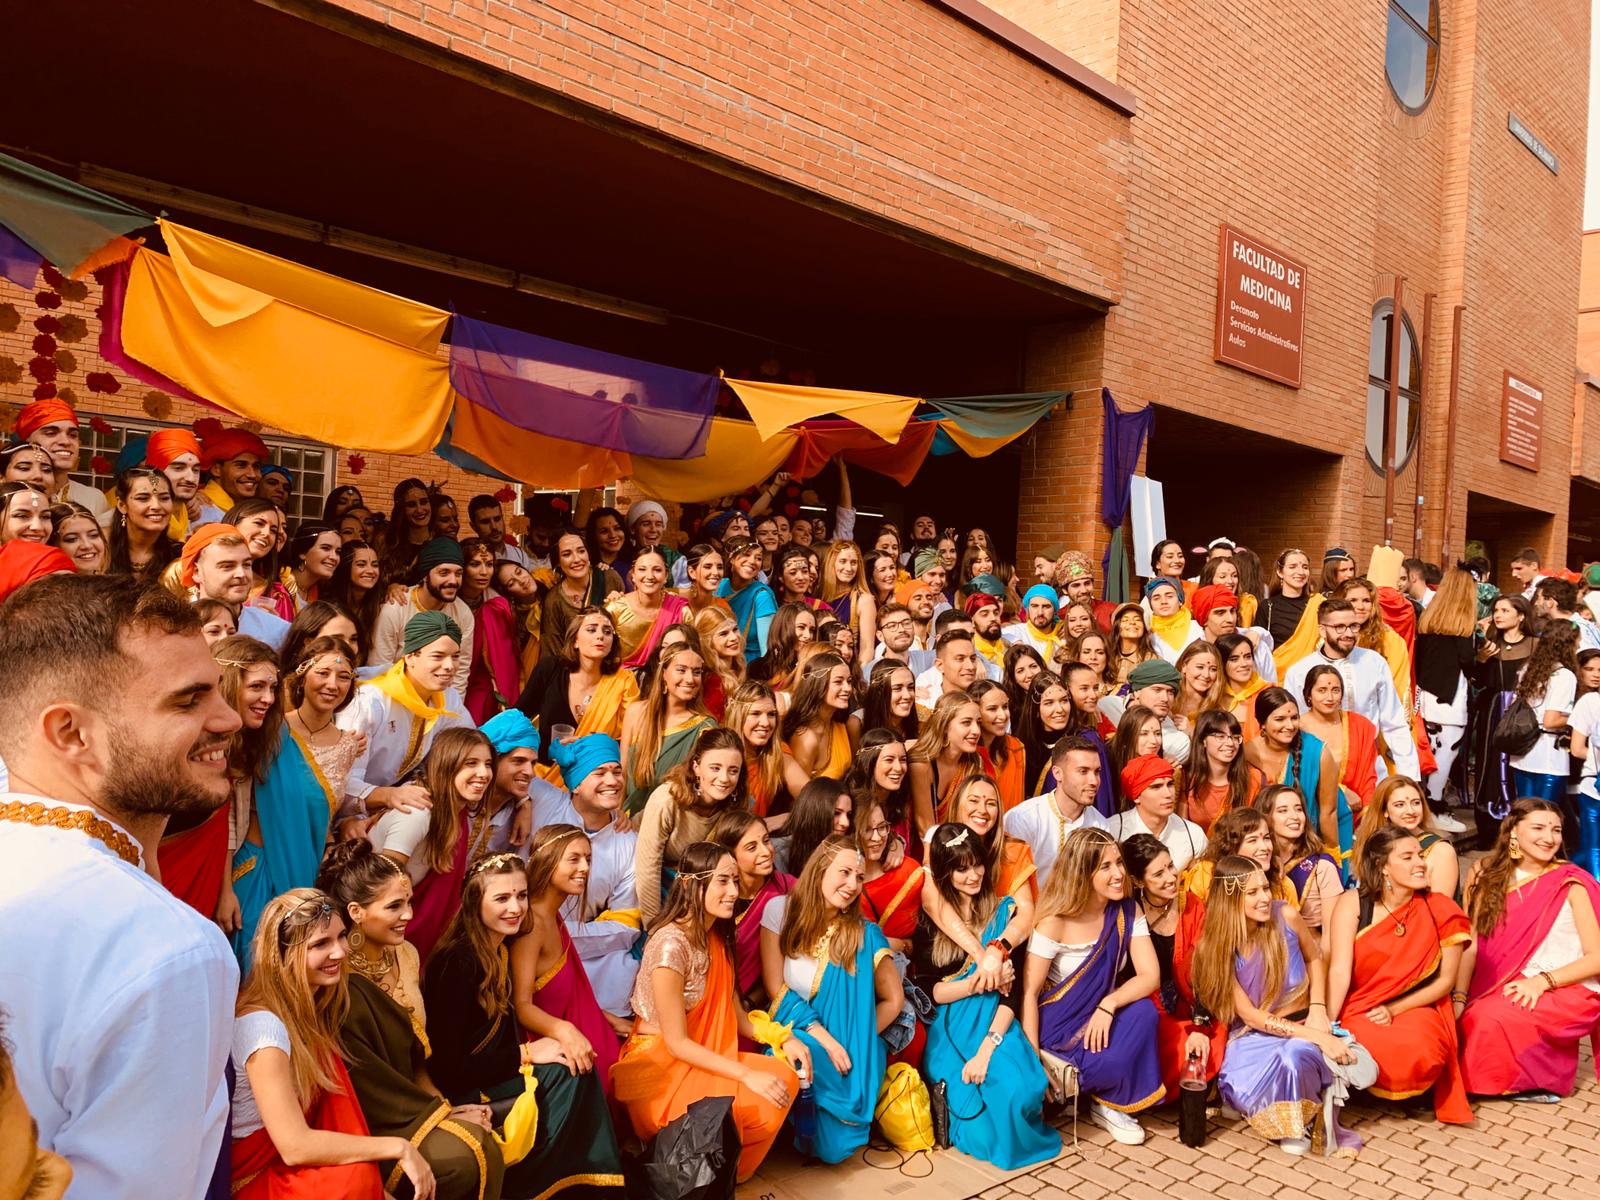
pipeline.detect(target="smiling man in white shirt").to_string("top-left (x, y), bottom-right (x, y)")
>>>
top-left (0, 574), bottom-right (241, 1200)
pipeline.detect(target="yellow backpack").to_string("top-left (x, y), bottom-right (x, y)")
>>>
top-left (873, 1061), bottom-right (935, 1152)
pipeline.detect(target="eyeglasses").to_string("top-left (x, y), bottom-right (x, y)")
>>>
top-left (863, 823), bottom-right (892, 839)
top-left (880, 618), bottom-right (913, 631)
top-left (276, 895), bottom-right (336, 950)
top-left (1323, 623), bottom-right (1361, 633)
top-left (1205, 732), bottom-right (1244, 744)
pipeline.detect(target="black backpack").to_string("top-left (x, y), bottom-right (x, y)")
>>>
top-left (1491, 697), bottom-right (1542, 756)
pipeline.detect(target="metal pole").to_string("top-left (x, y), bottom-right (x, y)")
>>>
top-left (1414, 293), bottom-right (1433, 556)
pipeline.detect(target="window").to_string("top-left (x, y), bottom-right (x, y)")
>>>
top-left (76, 417), bottom-right (331, 524)
top-left (1365, 302), bottom-right (1422, 472)
top-left (1385, 0), bottom-right (1439, 113)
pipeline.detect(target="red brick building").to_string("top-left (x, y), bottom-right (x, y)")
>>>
top-left (1, 0), bottom-right (1588, 579)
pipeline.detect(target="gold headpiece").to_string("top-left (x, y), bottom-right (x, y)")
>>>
top-left (470, 851), bottom-right (525, 877)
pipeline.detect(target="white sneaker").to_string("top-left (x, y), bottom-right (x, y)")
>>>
top-left (1278, 1136), bottom-right (1311, 1156)
top-left (1090, 1101), bottom-right (1146, 1145)
top-left (1433, 812), bottom-right (1468, 834)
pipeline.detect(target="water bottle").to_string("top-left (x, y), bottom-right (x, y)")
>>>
top-left (1178, 1052), bottom-right (1208, 1147)
top-left (791, 1066), bottom-right (818, 1154)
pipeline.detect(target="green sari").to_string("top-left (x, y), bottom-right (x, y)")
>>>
top-left (624, 714), bottom-right (718, 815)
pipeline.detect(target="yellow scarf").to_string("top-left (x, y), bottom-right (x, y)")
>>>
top-left (201, 478), bottom-right (234, 515)
top-left (363, 659), bottom-right (458, 723)
top-left (1150, 609), bottom-right (1193, 652)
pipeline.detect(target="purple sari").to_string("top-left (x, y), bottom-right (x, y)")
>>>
top-left (1216, 902), bottom-right (1357, 1151)
top-left (1036, 896), bottom-right (1163, 1111)
top-left (528, 924), bottom-right (621, 1095)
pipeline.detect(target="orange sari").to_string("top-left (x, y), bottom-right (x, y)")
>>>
top-left (1338, 891), bottom-right (1472, 1123)
top-left (612, 939), bottom-right (798, 1181)
top-left (981, 736), bottom-right (1027, 812)
top-left (862, 859), bottom-right (926, 941)
top-left (230, 1057), bottom-right (384, 1199)
top-left (996, 838), bottom-right (1038, 901)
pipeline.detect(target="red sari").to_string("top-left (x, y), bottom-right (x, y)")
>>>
top-left (405, 822), bottom-right (472, 965)
top-left (230, 1057), bottom-right (384, 1199)
top-left (1339, 891), bottom-right (1472, 1122)
top-left (158, 805), bottom-right (229, 917)
top-left (1461, 866), bottom-right (1600, 1097)
top-left (1153, 895), bottom-right (1227, 1101)
top-left (861, 859), bottom-right (926, 942)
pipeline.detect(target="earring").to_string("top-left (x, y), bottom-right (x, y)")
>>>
top-left (1509, 837), bottom-right (1523, 863)
top-left (1382, 875), bottom-right (1392, 891)
top-left (348, 928), bottom-right (365, 952)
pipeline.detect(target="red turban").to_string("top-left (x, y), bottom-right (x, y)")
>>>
top-left (199, 426), bottom-right (269, 469)
top-left (0, 541), bottom-right (76, 603)
top-left (180, 522), bottom-right (243, 588)
top-left (145, 428), bottom-right (204, 471)
top-left (13, 398), bottom-right (78, 442)
top-left (963, 591), bottom-right (1002, 617)
top-left (1120, 753), bottom-right (1175, 803)
top-left (1189, 584), bottom-right (1239, 627)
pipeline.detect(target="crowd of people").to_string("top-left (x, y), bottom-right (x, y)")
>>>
top-left (3, 395), bottom-right (1600, 1200)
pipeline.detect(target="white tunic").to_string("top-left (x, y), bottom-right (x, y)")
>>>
top-left (531, 789), bottom-right (642, 1016)
top-left (335, 684), bottom-right (473, 812)
top-left (0, 795), bottom-right (238, 1200)
top-left (369, 591), bottom-right (477, 694)
top-left (1002, 791), bottom-right (1109, 886)
top-left (1105, 809), bottom-right (1208, 872)
top-left (1281, 646), bottom-right (1420, 778)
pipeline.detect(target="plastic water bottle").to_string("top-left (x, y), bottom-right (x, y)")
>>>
top-left (791, 1067), bottom-right (818, 1154)
top-left (1178, 1052), bottom-right (1208, 1147)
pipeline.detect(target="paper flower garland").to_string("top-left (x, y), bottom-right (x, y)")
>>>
top-left (143, 390), bottom-right (173, 420)
top-left (347, 453), bottom-right (366, 476)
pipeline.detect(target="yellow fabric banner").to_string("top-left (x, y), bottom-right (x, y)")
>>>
top-left (938, 422), bottom-right (1032, 458)
top-left (121, 248), bottom-right (454, 455)
top-left (160, 220), bottom-right (449, 351)
top-left (725, 377), bottom-right (919, 444)
top-left (451, 396), bottom-right (633, 490)
top-left (628, 417), bottom-right (798, 503)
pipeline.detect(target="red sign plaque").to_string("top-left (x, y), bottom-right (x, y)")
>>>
top-left (1214, 224), bottom-right (1307, 388)
top-left (1499, 371), bottom-right (1543, 471)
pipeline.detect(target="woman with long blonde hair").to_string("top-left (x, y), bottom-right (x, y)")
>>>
top-left (759, 835), bottom-right (902, 1163)
top-left (821, 539), bottom-right (875, 664)
top-left (1022, 828), bottom-right (1162, 1145)
top-left (635, 727), bottom-right (750, 925)
top-left (725, 681), bottom-right (784, 818)
top-left (692, 604), bottom-right (745, 718)
top-left (1414, 565), bottom-right (1479, 816)
top-left (1191, 855), bottom-right (1357, 1155)
top-left (620, 641), bottom-right (717, 815)
top-left (1172, 640), bottom-right (1224, 723)
top-left (908, 692), bottom-right (985, 839)
top-left (229, 889), bottom-right (417, 1199)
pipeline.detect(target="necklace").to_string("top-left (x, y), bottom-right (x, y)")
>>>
top-left (1376, 895), bottom-right (1408, 935)
top-left (0, 799), bottom-right (142, 867)
top-left (348, 946), bottom-right (398, 983)
top-left (293, 707), bottom-right (335, 736)
top-left (1143, 896), bottom-right (1175, 926)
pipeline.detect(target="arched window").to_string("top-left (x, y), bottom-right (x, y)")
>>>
top-left (1366, 302), bottom-right (1422, 472)
top-left (1385, 0), bottom-right (1440, 113)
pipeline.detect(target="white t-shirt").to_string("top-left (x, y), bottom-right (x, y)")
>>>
top-left (759, 895), bottom-right (818, 998)
top-left (1105, 809), bottom-right (1208, 872)
top-left (231, 1010), bottom-right (291, 1138)
top-left (1571, 691), bottom-right (1600, 787)
top-left (369, 807), bottom-right (432, 884)
top-left (1510, 667), bottom-right (1577, 777)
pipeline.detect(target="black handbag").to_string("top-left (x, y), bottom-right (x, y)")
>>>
top-left (928, 1079), bottom-right (951, 1149)
top-left (1492, 697), bottom-right (1542, 756)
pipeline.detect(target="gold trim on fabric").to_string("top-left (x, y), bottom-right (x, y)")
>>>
top-left (1093, 1081), bottom-right (1165, 1114)
top-left (532, 947), bottom-right (569, 994)
top-left (528, 1173), bottom-right (627, 1200)
top-left (386, 1101), bottom-right (450, 1193)
top-left (1244, 1098), bottom-right (1320, 1141)
top-left (231, 855), bottom-right (257, 883)
top-left (437, 1118), bottom-right (489, 1200)
top-left (1043, 906), bottom-right (1123, 1006)
top-left (1370, 1083), bottom-right (1430, 1100)
top-left (872, 947), bottom-right (893, 971)
top-left (286, 725), bottom-right (339, 823)
top-left (878, 866), bottom-right (925, 927)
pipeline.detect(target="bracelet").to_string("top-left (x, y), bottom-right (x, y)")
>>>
top-left (1264, 1016), bottom-right (1292, 1037)
top-left (1096, 1002), bottom-right (1114, 1016)
top-left (1450, 991), bottom-right (1468, 1003)
top-left (1309, 1002), bottom-right (1326, 1009)
top-left (1541, 971), bottom-right (1559, 991)
top-left (987, 936), bottom-right (1013, 954)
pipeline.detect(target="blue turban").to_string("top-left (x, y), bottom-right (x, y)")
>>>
top-left (550, 733), bottom-right (622, 792)
top-left (480, 708), bottom-right (540, 755)
top-left (1143, 577), bottom-right (1180, 599)
top-left (1021, 584), bottom-right (1057, 613)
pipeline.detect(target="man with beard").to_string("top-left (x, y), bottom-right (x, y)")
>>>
top-left (370, 537), bottom-right (476, 692)
top-left (0, 574), bottom-right (241, 1200)
top-left (964, 587), bottom-right (1007, 668)
top-left (179, 523), bottom-right (290, 651)
top-left (12, 397), bottom-right (111, 525)
top-left (1282, 597), bottom-right (1419, 778)
top-left (1002, 583), bottom-right (1061, 661)
top-left (476, 708), bottom-right (563, 854)
top-left (142, 427), bottom-right (205, 540)
top-left (537, 733), bottom-right (640, 1030)
top-left (1097, 658), bottom-right (1193, 765)
top-left (194, 424), bottom-right (268, 524)
top-left (468, 493), bottom-right (531, 569)
top-left (1053, 550), bottom-right (1117, 633)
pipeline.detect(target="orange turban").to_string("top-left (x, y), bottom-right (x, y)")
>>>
top-left (0, 541), bottom-right (76, 603)
top-left (1189, 584), bottom-right (1239, 627)
top-left (13, 398), bottom-right (78, 442)
top-left (180, 522), bottom-right (242, 588)
top-left (1120, 753), bottom-right (1175, 803)
top-left (896, 578), bottom-right (935, 606)
top-left (199, 426), bottom-right (269, 469)
top-left (145, 428), bottom-right (204, 471)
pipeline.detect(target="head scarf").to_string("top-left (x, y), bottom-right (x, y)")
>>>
top-left (13, 398), bottom-right (78, 442)
top-left (198, 425), bottom-right (269, 469)
top-left (114, 435), bottom-right (151, 477)
top-left (1582, 563), bottom-right (1600, 590)
top-left (1126, 659), bottom-right (1181, 690)
top-left (401, 610), bottom-right (462, 655)
top-left (1189, 585), bottom-right (1239, 627)
top-left (416, 537), bottom-right (465, 574)
top-left (1143, 577), bottom-right (1180, 600)
top-left (260, 463), bottom-right (294, 487)
top-left (145, 428), bottom-right (203, 471)
top-left (1053, 549), bottom-right (1095, 588)
top-left (0, 541), bottom-right (75, 603)
top-left (1036, 543), bottom-right (1066, 563)
top-left (913, 548), bottom-right (942, 578)
top-left (1323, 547), bottom-right (1353, 564)
top-left (480, 708), bottom-right (541, 755)
top-left (180, 522), bottom-right (242, 588)
top-left (963, 591), bottom-right (1002, 617)
top-left (550, 733), bottom-right (622, 792)
top-left (1021, 583), bottom-right (1057, 614)
top-left (626, 500), bottom-right (667, 530)
top-left (896, 578), bottom-right (936, 606)
top-left (1120, 753), bottom-right (1175, 802)
top-left (966, 572), bottom-right (1005, 598)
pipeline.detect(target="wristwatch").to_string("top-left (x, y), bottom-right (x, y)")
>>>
top-left (987, 936), bottom-right (1012, 954)
top-left (987, 1030), bottom-right (1004, 1048)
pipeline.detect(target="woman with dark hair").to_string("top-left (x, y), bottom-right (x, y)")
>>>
top-left (1467, 592), bottom-right (1539, 844)
top-left (1325, 825), bottom-right (1471, 1123)
top-left (1108, 703), bottom-right (1163, 782)
top-left (718, 534), bottom-right (778, 662)
top-left (584, 505), bottom-right (629, 582)
top-left (780, 652), bottom-right (854, 792)
top-left (1244, 686), bottom-right (1345, 874)
top-left (1181, 806), bottom-right (1293, 905)
top-left (1231, 547), bottom-right (1268, 630)
top-left (380, 477), bottom-right (432, 585)
top-left (514, 605), bottom-right (637, 781)
top-left (1149, 539), bottom-right (1188, 596)
top-left (530, 528), bottom-right (625, 668)
top-left (1299, 663), bottom-right (1380, 817)
top-left (1217, 631), bottom-right (1267, 740)
top-left (748, 601), bottom-right (815, 690)
top-left (1507, 619), bottom-right (1580, 806)
top-left (608, 545), bottom-right (689, 670)
top-left (775, 777), bottom-right (853, 877)
top-left (107, 466), bottom-right (180, 582)
top-left (850, 657), bottom-right (918, 744)
top-left (278, 521), bottom-right (342, 618)
top-left (320, 483), bottom-right (364, 527)
top-left (710, 809), bottom-right (794, 1009)
top-left (1260, 548), bottom-right (1317, 673)
top-left (458, 536), bottom-right (519, 724)
top-left (317, 840), bottom-right (504, 1200)
top-left (970, 677), bottom-right (1025, 811)
top-left (679, 541), bottom-right (727, 616)
top-left (1256, 784), bottom-right (1343, 939)
top-left (1017, 672), bottom-right (1072, 797)
top-left (612, 843), bottom-right (802, 1181)
top-left (325, 539), bottom-right (384, 655)
top-left (222, 498), bottom-right (287, 607)
top-left (1177, 709), bottom-right (1263, 832)
top-left (0, 480), bottom-right (50, 545)
top-left (1109, 602), bottom-right (1157, 685)
top-left (1003, 642), bottom-right (1048, 716)
top-left (621, 642), bottom-right (716, 814)
top-left (771, 543), bottom-right (824, 612)
top-left (635, 727), bottom-right (749, 924)
top-left (47, 499), bottom-right (106, 574)
top-left (428, 852), bottom-right (626, 1197)
top-left (1455, 798), bottom-right (1600, 1100)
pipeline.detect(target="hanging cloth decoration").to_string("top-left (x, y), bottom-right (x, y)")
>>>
top-left (923, 391), bottom-right (1068, 457)
top-left (1098, 388), bottom-right (1154, 607)
top-left (627, 416), bottom-right (798, 503)
top-left (783, 417), bottom-right (938, 486)
top-left (725, 377), bottom-right (919, 444)
top-left (0, 224), bottom-right (41, 288)
top-left (0, 150), bottom-right (151, 277)
top-left (449, 392), bottom-right (633, 489)
top-left (449, 316), bottom-right (717, 460)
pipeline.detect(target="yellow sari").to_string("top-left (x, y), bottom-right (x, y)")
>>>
top-left (533, 670), bottom-right (641, 785)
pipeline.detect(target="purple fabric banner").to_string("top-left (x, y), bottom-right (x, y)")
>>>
top-left (449, 316), bottom-right (717, 460)
top-left (97, 256), bottom-right (215, 409)
top-left (1100, 388), bottom-right (1154, 606)
top-left (0, 223), bottom-right (41, 288)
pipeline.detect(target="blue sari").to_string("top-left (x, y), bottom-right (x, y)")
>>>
top-left (1035, 895), bottom-right (1163, 1112)
top-left (771, 919), bottom-right (890, 1163)
top-left (925, 898), bottom-right (1060, 1169)
top-left (719, 577), bottom-right (777, 662)
top-left (230, 730), bottom-right (338, 968)
top-left (1282, 730), bottom-right (1354, 883)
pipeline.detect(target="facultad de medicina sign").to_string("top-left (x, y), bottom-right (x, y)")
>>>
top-left (1214, 224), bottom-right (1307, 388)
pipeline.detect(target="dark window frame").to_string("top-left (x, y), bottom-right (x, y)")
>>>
top-left (1365, 301), bottom-right (1423, 473)
top-left (1385, 0), bottom-right (1441, 115)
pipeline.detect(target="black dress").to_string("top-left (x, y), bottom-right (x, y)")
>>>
top-left (1466, 642), bottom-right (1532, 850)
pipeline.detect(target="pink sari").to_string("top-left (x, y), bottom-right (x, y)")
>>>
top-left (733, 873), bottom-right (794, 1003)
top-left (1461, 865), bottom-right (1600, 1096)
top-left (621, 594), bottom-right (689, 669)
top-left (465, 594), bottom-right (520, 724)
top-left (528, 924), bottom-right (620, 1094)
top-left (406, 824), bottom-right (471, 965)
